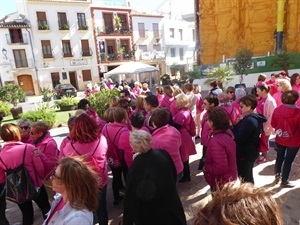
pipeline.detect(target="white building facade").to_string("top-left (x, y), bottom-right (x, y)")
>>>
top-left (14, 0), bottom-right (99, 94)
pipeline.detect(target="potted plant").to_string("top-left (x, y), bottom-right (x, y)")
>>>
top-left (38, 24), bottom-right (49, 30)
top-left (0, 84), bottom-right (26, 119)
top-left (82, 25), bottom-right (88, 30)
top-left (100, 53), bottom-right (107, 62)
top-left (114, 16), bottom-right (122, 32)
top-left (54, 96), bottom-right (79, 111)
top-left (61, 24), bottom-right (69, 30)
top-left (117, 46), bottom-right (125, 60)
top-left (40, 86), bottom-right (54, 102)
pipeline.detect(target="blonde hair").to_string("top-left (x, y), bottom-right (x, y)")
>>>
top-left (176, 93), bottom-right (190, 109)
top-left (194, 181), bottom-right (283, 225)
top-left (109, 96), bottom-right (119, 108)
top-left (130, 130), bottom-right (152, 154)
top-left (277, 79), bottom-right (292, 92)
top-left (173, 86), bottom-right (183, 97)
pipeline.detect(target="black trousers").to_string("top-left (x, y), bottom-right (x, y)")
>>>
top-left (0, 183), bottom-right (9, 225)
top-left (110, 164), bottom-right (127, 201)
top-left (237, 159), bottom-right (255, 184)
top-left (17, 185), bottom-right (50, 225)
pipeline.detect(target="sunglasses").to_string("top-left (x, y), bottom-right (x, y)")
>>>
top-left (20, 126), bottom-right (29, 130)
top-left (51, 170), bottom-right (61, 180)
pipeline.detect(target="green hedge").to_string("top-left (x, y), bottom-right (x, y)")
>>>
top-left (21, 107), bottom-right (56, 128)
top-left (0, 101), bottom-right (11, 117)
top-left (88, 89), bottom-right (119, 118)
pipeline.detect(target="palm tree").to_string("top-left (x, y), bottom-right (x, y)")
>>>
top-left (203, 66), bottom-right (236, 90)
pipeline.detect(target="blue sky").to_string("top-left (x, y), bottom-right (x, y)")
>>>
top-left (0, 0), bottom-right (193, 18)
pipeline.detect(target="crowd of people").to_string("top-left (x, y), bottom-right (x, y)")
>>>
top-left (0, 71), bottom-right (299, 225)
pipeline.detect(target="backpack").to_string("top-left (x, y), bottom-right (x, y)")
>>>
top-left (70, 140), bottom-right (102, 187)
top-left (0, 145), bottom-right (40, 204)
top-left (103, 125), bottom-right (124, 168)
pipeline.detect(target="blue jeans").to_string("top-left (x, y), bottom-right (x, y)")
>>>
top-left (275, 143), bottom-right (299, 182)
top-left (95, 185), bottom-right (108, 225)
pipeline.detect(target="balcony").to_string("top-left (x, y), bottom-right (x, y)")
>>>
top-left (103, 51), bottom-right (134, 62)
top-left (81, 49), bottom-right (93, 57)
top-left (63, 52), bottom-right (73, 57)
top-left (58, 21), bottom-right (69, 30)
top-left (6, 33), bottom-right (28, 44)
top-left (78, 23), bottom-right (88, 30)
top-left (10, 59), bottom-right (33, 69)
top-left (140, 51), bottom-right (165, 60)
top-left (37, 20), bottom-right (49, 30)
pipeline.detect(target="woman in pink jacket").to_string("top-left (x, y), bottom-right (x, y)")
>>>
top-left (30, 121), bottom-right (59, 180)
top-left (256, 83), bottom-right (277, 163)
top-left (0, 124), bottom-right (50, 225)
top-left (160, 85), bottom-right (174, 110)
top-left (198, 95), bottom-right (219, 170)
top-left (204, 108), bottom-right (237, 191)
top-left (271, 91), bottom-right (300, 188)
top-left (17, 119), bottom-right (33, 144)
top-left (151, 108), bottom-right (184, 181)
top-left (173, 93), bottom-right (196, 183)
top-left (60, 113), bottom-right (109, 225)
top-left (102, 107), bottom-right (134, 206)
top-left (217, 93), bottom-right (241, 125)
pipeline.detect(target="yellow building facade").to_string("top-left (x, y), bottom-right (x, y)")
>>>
top-left (199, 0), bottom-right (300, 65)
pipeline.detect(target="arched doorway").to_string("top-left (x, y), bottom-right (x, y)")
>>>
top-left (17, 75), bottom-right (35, 95)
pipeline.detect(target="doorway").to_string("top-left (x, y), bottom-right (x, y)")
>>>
top-left (69, 71), bottom-right (78, 89)
top-left (51, 72), bottom-right (60, 88)
top-left (17, 75), bottom-right (34, 95)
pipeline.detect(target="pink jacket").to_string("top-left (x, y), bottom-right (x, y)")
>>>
top-left (173, 108), bottom-right (196, 162)
top-left (195, 93), bottom-right (204, 115)
top-left (201, 112), bottom-right (212, 147)
top-left (159, 95), bottom-right (174, 110)
top-left (220, 105), bottom-right (241, 125)
top-left (59, 136), bottom-right (70, 152)
top-left (102, 123), bottom-right (134, 168)
top-left (156, 94), bottom-right (165, 106)
top-left (204, 129), bottom-right (237, 188)
top-left (152, 125), bottom-right (183, 175)
top-left (271, 104), bottom-right (300, 147)
top-left (60, 136), bottom-right (108, 188)
top-left (21, 135), bottom-right (33, 144)
top-left (170, 99), bottom-right (179, 117)
top-left (231, 100), bottom-right (242, 114)
top-left (35, 132), bottom-right (59, 180)
top-left (292, 85), bottom-right (300, 107)
top-left (256, 94), bottom-right (277, 136)
top-left (273, 92), bottom-right (282, 107)
top-left (0, 142), bottom-right (44, 187)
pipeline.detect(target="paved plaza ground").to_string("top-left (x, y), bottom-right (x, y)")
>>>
top-left (5, 127), bottom-right (300, 225)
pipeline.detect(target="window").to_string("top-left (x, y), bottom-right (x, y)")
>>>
top-left (41, 40), bottom-right (53, 58)
top-left (36, 12), bottom-right (48, 29)
top-left (13, 49), bottom-right (28, 68)
top-left (179, 29), bottom-right (183, 41)
top-left (179, 48), bottom-right (184, 60)
top-left (62, 40), bottom-right (72, 57)
top-left (170, 28), bottom-right (174, 38)
top-left (138, 23), bottom-right (146, 38)
top-left (58, 12), bottom-right (68, 30)
top-left (82, 70), bottom-right (92, 81)
top-left (192, 29), bottom-right (195, 41)
top-left (153, 44), bottom-right (161, 51)
top-left (153, 23), bottom-right (159, 38)
top-left (81, 40), bottom-right (91, 56)
top-left (77, 13), bottom-right (87, 30)
top-left (7, 29), bottom-right (26, 44)
top-left (170, 48), bottom-right (176, 57)
top-left (138, 45), bottom-right (147, 52)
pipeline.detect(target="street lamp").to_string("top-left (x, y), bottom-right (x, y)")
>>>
top-left (2, 48), bottom-right (7, 60)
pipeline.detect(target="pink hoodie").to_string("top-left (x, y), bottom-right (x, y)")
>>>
top-left (102, 123), bottom-right (134, 168)
top-left (59, 136), bottom-right (70, 152)
top-left (34, 132), bottom-right (59, 179)
top-left (0, 142), bottom-right (44, 187)
top-left (59, 136), bottom-right (108, 188)
top-left (152, 125), bottom-right (183, 175)
top-left (160, 95), bottom-right (174, 110)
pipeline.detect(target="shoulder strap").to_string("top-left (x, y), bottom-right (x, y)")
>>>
top-left (70, 139), bottom-right (101, 157)
top-left (106, 126), bottom-right (123, 146)
top-left (70, 142), bottom-right (80, 155)
top-left (91, 139), bottom-right (101, 157)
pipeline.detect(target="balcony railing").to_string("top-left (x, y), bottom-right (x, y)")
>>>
top-left (6, 33), bottom-right (28, 44)
top-left (104, 52), bottom-right (134, 62)
top-left (10, 58), bottom-right (33, 69)
top-left (81, 48), bottom-right (93, 56)
top-left (140, 51), bottom-right (165, 60)
top-left (120, 26), bottom-right (131, 34)
top-left (37, 20), bottom-right (49, 30)
top-left (58, 21), bottom-right (69, 30)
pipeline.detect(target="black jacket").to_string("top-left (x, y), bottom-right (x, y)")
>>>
top-left (123, 149), bottom-right (186, 225)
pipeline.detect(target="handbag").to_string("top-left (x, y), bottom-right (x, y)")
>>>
top-left (0, 145), bottom-right (40, 204)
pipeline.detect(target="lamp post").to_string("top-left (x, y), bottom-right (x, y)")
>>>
top-left (2, 48), bottom-right (7, 60)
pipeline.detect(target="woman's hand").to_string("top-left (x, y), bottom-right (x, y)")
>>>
top-left (33, 148), bottom-right (40, 156)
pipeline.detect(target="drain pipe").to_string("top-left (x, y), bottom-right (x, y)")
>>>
top-left (26, 28), bottom-right (40, 94)
top-left (275, 0), bottom-right (285, 53)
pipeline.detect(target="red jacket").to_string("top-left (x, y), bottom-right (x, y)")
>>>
top-left (204, 129), bottom-right (237, 188)
top-left (0, 142), bottom-right (44, 187)
top-left (271, 104), bottom-right (300, 147)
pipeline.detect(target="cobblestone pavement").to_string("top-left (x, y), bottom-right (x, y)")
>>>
top-left (6, 130), bottom-right (300, 225)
